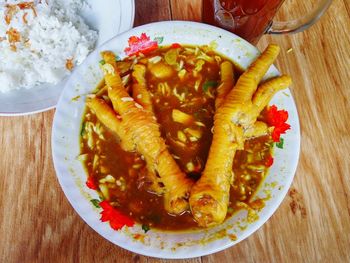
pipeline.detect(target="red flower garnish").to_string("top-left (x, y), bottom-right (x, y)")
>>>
top-left (265, 155), bottom-right (274, 167)
top-left (171, 43), bottom-right (181, 49)
top-left (86, 176), bottom-right (98, 190)
top-left (99, 201), bottom-right (135, 230)
top-left (124, 33), bottom-right (158, 56)
top-left (266, 105), bottom-right (291, 142)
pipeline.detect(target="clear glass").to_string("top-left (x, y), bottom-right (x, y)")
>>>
top-left (202, 0), bottom-right (333, 44)
top-left (268, 0), bottom-right (332, 34)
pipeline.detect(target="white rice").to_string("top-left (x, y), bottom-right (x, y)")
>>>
top-left (0, 0), bottom-right (98, 92)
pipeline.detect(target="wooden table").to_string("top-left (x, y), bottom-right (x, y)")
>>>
top-left (1, 0), bottom-right (349, 262)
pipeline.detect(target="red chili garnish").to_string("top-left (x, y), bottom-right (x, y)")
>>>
top-left (17, 2), bottom-right (34, 9)
top-left (266, 105), bottom-right (291, 142)
top-left (18, 1), bottom-right (36, 17)
top-left (265, 155), bottom-right (274, 167)
top-left (99, 201), bottom-right (135, 230)
top-left (86, 176), bottom-right (98, 190)
top-left (124, 33), bottom-right (158, 56)
top-left (171, 43), bottom-right (181, 49)
top-left (4, 2), bottom-right (36, 25)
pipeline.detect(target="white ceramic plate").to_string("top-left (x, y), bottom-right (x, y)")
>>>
top-left (0, 0), bottom-right (135, 116)
top-left (52, 21), bottom-right (300, 259)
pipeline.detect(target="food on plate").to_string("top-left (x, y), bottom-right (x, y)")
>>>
top-left (0, 0), bottom-right (97, 92)
top-left (189, 45), bottom-right (291, 227)
top-left (87, 50), bottom-right (193, 214)
top-left (79, 40), bottom-right (291, 231)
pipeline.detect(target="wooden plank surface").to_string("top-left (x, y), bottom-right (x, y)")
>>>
top-left (0, 0), bottom-right (349, 262)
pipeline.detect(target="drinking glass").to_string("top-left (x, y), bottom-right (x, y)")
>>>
top-left (202, 0), bottom-right (333, 44)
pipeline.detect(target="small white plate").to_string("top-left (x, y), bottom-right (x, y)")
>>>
top-left (0, 0), bottom-right (135, 116)
top-left (52, 21), bottom-right (300, 259)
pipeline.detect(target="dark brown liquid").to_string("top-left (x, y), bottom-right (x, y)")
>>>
top-left (202, 0), bottom-right (284, 44)
top-left (80, 46), bottom-right (273, 231)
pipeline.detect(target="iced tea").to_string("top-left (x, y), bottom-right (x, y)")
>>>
top-left (202, 0), bottom-right (285, 44)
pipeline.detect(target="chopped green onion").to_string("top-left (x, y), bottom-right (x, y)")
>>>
top-left (154, 36), bottom-right (164, 44)
top-left (202, 80), bottom-right (218, 92)
top-left (80, 122), bottom-right (86, 136)
top-left (276, 138), bottom-right (284, 149)
top-left (142, 224), bottom-right (150, 233)
top-left (115, 55), bottom-right (121, 61)
top-left (90, 199), bottom-right (101, 208)
top-left (99, 59), bottom-right (106, 65)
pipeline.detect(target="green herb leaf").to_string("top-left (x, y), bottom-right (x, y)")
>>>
top-left (154, 36), bottom-right (164, 44)
top-left (276, 137), bottom-right (284, 149)
top-left (202, 80), bottom-right (218, 92)
top-left (115, 55), bottom-right (121, 61)
top-left (141, 224), bottom-right (150, 233)
top-left (90, 199), bottom-right (101, 208)
top-left (80, 122), bottom-right (86, 136)
top-left (99, 59), bottom-right (106, 65)
top-left (71, 95), bottom-right (80, 102)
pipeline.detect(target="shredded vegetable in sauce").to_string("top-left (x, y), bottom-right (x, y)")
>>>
top-left (79, 43), bottom-right (290, 231)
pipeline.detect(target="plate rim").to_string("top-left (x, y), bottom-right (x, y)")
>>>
top-left (51, 20), bottom-right (301, 259)
top-left (0, 0), bottom-right (135, 117)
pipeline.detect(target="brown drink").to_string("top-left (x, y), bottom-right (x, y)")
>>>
top-left (203, 0), bottom-right (285, 44)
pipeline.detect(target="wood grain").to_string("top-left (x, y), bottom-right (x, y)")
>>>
top-left (134, 0), bottom-right (171, 26)
top-left (0, 0), bottom-right (349, 262)
top-left (170, 0), bottom-right (202, 21)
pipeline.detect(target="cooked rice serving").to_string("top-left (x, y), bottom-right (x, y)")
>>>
top-left (0, 0), bottom-right (98, 92)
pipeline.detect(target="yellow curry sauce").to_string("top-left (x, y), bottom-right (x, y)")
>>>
top-left (80, 45), bottom-right (273, 231)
